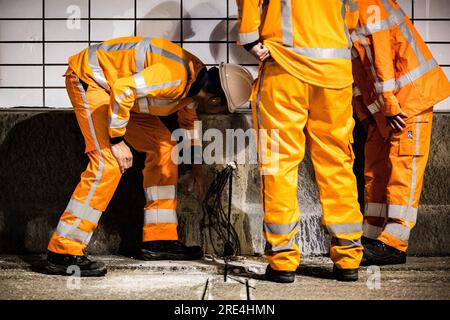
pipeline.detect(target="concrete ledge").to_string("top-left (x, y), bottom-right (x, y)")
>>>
top-left (0, 109), bottom-right (449, 256)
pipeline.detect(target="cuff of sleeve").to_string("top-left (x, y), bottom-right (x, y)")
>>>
top-left (243, 40), bottom-right (260, 52)
top-left (110, 136), bottom-right (125, 145)
top-left (381, 93), bottom-right (402, 116)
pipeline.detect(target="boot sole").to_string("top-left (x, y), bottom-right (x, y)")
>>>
top-left (264, 275), bottom-right (295, 283)
top-left (362, 251), bottom-right (407, 266)
top-left (46, 262), bottom-right (107, 277)
top-left (141, 249), bottom-right (203, 261)
top-left (334, 274), bottom-right (359, 282)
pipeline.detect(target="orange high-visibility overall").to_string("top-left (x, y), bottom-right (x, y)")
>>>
top-left (352, 0), bottom-right (450, 251)
top-left (48, 37), bottom-right (203, 256)
top-left (237, 0), bottom-right (363, 271)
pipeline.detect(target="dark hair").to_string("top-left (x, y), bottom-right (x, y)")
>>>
top-left (205, 67), bottom-right (227, 102)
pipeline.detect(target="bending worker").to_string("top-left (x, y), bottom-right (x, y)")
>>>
top-left (351, 0), bottom-right (450, 265)
top-left (236, 0), bottom-right (363, 282)
top-left (46, 36), bottom-right (253, 276)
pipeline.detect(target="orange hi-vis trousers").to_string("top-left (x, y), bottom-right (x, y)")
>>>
top-left (48, 69), bottom-right (178, 256)
top-left (252, 60), bottom-right (363, 272)
top-left (363, 108), bottom-right (433, 252)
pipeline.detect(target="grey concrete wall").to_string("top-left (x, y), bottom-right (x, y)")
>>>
top-left (0, 110), bottom-right (448, 256)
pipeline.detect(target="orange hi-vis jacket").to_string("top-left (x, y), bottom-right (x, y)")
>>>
top-left (351, 0), bottom-right (450, 117)
top-left (67, 36), bottom-right (205, 139)
top-left (236, 0), bottom-right (359, 89)
top-left (351, 48), bottom-right (389, 139)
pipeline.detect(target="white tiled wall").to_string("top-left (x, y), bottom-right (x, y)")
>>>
top-left (0, 0), bottom-right (449, 111)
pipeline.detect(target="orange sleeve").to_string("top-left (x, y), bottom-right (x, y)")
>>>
top-left (236, 0), bottom-right (262, 45)
top-left (371, 30), bottom-right (402, 116)
top-left (346, 0), bottom-right (359, 32)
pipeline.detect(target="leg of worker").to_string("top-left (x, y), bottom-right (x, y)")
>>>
top-left (48, 72), bottom-right (121, 256)
top-left (306, 85), bottom-right (363, 270)
top-left (142, 127), bottom-right (179, 242)
top-left (48, 149), bottom-right (122, 255)
top-left (378, 109), bottom-right (433, 252)
top-left (125, 113), bottom-right (179, 241)
top-left (363, 122), bottom-right (390, 240)
top-left (126, 113), bottom-right (203, 260)
top-left (252, 61), bottom-right (308, 272)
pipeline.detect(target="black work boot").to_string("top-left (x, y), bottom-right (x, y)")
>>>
top-left (361, 236), bottom-right (376, 245)
top-left (362, 240), bottom-right (406, 266)
top-left (333, 265), bottom-right (359, 282)
top-left (265, 264), bottom-right (295, 283)
top-left (141, 240), bottom-right (203, 260)
top-left (46, 251), bottom-right (107, 277)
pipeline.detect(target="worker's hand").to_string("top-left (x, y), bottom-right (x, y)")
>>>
top-left (386, 112), bottom-right (408, 133)
top-left (249, 42), bottom-right (271, 62)
top-left (185, 165), bottom-right (206, 202)
top-left (110, 141), bottom-right (133, 174)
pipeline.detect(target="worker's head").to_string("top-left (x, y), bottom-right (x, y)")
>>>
top-left (194, 63), bottom-right (254, 114)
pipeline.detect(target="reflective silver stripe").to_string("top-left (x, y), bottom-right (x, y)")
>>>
top-left (398, 22), bottom-right (425, 64)
top-left (109, 117), bottom-right (128, 129)
top-left (265, 236), bottom-right (296, 252)
top-left (356, 8), bottom-right (405, 36)
top-left (291, 47), bottom-right (351, 59)
top-left (55, 221), bottom-right (93, 244)
top-left (367, 101), bottom-right (381, 114)
top-left (395, 58), bottom-right (439, 90)
top-left (363, 223), bottom-right (383, 240)
top-left (387, 204), bottom-right (418, 223)
top-left (365, 202), bottom-right (386, 218)
top-left (239, 31), bottom-right (259, 44)
top-left (88, 41), bottom-right (140, 91)
top-left (144, 209), bottom-right (178, 224)
top-left (68, 77), bottom-right (104, 247)
top-left (355, 0), bottom-right (435, 91)
top-left (326, 222), bottom-right (362, 236)
top-left (133, 72), bottom-right (148, 97)
top-left (281, 0), bottom-right (294, 47)
top-left (97, 42), bottom-right (139, 52)
top-left (400, 114), bottom-right (421, 230)
top-left (255, 64), bottom-right (266, 166)
top-left (353, 32), bottom-right (379, 82)
top-left (384, 223), bottom-right (410, 242)
top-left (145, 185), bottom-right (176, 202)
top-left (380, 0), bottom-right (426, 64)
top-left (135, 37), bottom-right (151, 72)
top-left (88, 44), bottom-right (109, 91)
top-left (136, 79), bottom-right (182, 96)
top-left (348, 0), bottom-right (358, 12)
top-left (375, 79), bottom-right (396, 93)
top-left (75, 77), bottom-right (104, 207)
top-left (114, 88), bottom-right (134, 105)
top-left (66, 198), bottom-right (102, 224)
top-left (137, 97), bottom-right (149, 113)
top-left (148, 97), bottom-right (176, 106)
top-left (110, 88), bottom-right (134, 129)
top-left (331, 237), bottom-right (362, 248)
top-left (341, 0), bottom-right (352, 50)
top-left (150, 44), bottom-right (192, 94)
top-left (263, 220), bottom-right (299, 235)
